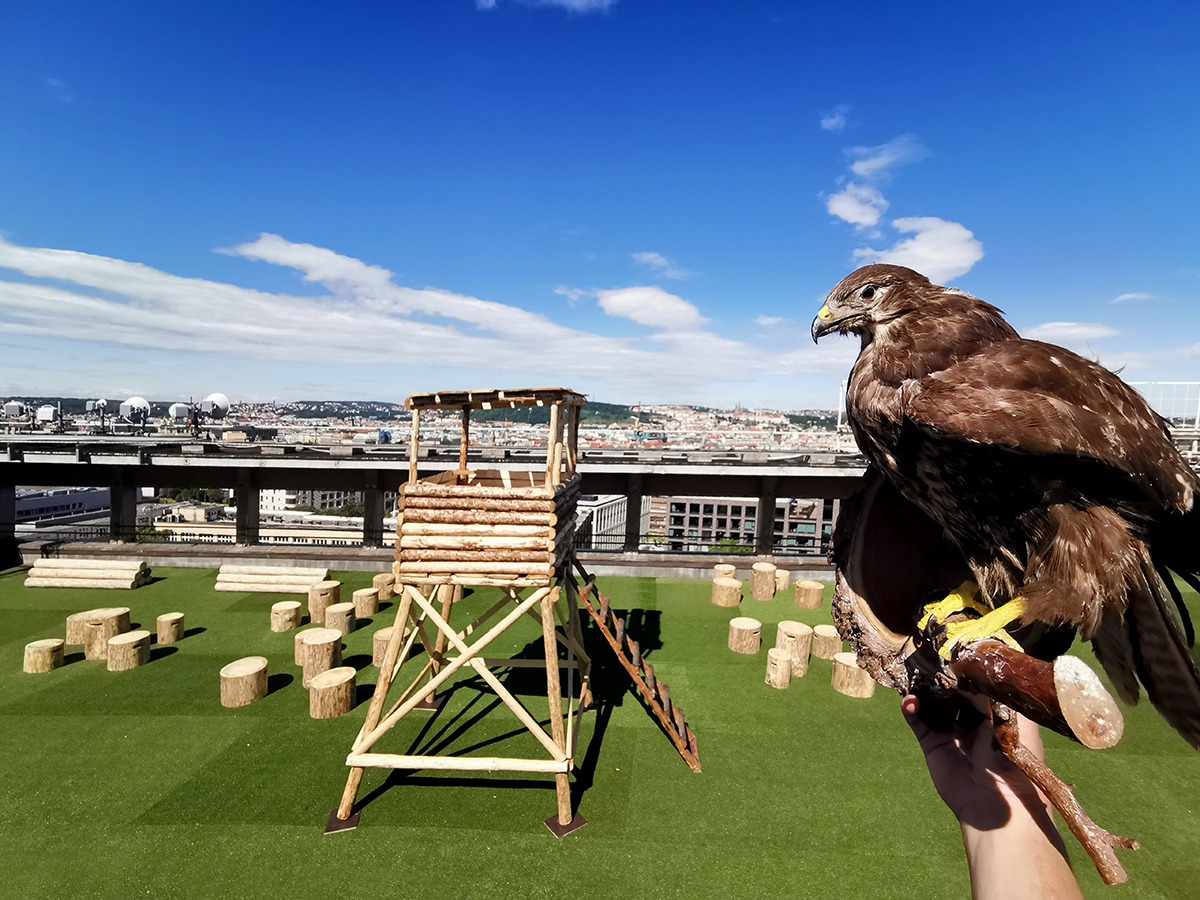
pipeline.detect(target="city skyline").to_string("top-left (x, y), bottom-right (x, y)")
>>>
top-left (2, 2), bottom-right (1198, 410)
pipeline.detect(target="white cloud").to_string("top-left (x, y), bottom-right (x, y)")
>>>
top-left (755, 316), bottom-right (784, 327)
top-left (595, 286), bottom-right (707, 331)
top-left (632, 251), bottom-right (691, 280)
top-left (846, 134), bottom-right (927, 180)
top-left (522, 0), bottom-right (616, 11)
top-left (0, 233), bottom-right (856, 406)
top-left (825, 183), bottom-right (887, 228)
top-left (1023, 322), bottom-right (1120, 343)
top-left (554, 285), bottom-right (591, 304)
top-left (820, 104), bottom-right (851, 132)
top-left (476, 0), bottom-right (498, 9)
top-left (46, 78), bottom-right (73, 103)
top-left (852, 216), bottom-right (983, 283)
top-left (1112, 292), bottom-right (1154, 304)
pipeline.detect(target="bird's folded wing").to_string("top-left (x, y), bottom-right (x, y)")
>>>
top-left (904, 340), bottom-right (1194, 512)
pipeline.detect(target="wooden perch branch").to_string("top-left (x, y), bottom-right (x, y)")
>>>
top-left (991, 704), bottom-right (1139, 886)
top-left (948, 640), bottom-right (1124, 750)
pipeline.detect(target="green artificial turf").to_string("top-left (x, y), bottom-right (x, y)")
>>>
top-left (2, 566), bottom-right (1199, 898)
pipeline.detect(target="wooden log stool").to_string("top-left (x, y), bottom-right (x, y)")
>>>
top-left (713, 563), bottom-right (736, 580)
top-left (750, 562), bottom-right (777, 601)
top-left (324, 602), bottom-right (356, 636)
top-left (774, 568), bottom-right (791, 593)
top-left (372, 572), bottom-right (396, 600)
top-left (294, 628), bottom-right (314, 665)
top-left (711, 576), bottom-right (742, 608)
top-left (300, 628), bottom-right (343, 688)
top-left (812, 624), bottom-right (843, 660)
top-left (156, 612), bottom-right (185, 644)
top-left (794, 579), bottom-right (825, 609)
top-left (270, 601), bottom-right (303, 633)
top-left (776, 620), bottom-right (814, 679)
top-left (307, 580), bottom-right (341, 625)
top-left (67, 607), bottom-right (131, 659)
top-left (373, 626), bottom-right (396, 668)
top-left (765, 648), bottom-right (792, 689)
top-left (309, 666), bottom-right (356, 719)
top-left (23, 638), bottom-right (65, 674)
top-left (352, 587), bottom-right (379, 618)
top-left (220, 656), bottom-right (268, 707)
top-left (728, 616), bottom-right (762, 654)
top-left (107, 630), bottom-right (151, 671)
top-left (832, 651), bottom-right (876, 698)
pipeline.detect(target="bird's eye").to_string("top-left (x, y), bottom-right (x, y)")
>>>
top-left (860, 285), bottom-right (876, 301)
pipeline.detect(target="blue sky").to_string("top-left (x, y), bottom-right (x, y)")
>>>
top-left (2, 1), bottom-right (1198, 410)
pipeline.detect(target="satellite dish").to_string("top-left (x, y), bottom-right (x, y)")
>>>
top-left (87, 398), bottom-right (109, 412)
top-left (200, 392), bottom-right (230, 419)
top-left (168, 402), bottom-right (192, 420)
top-left (119, 396), bottom-right (151, 422)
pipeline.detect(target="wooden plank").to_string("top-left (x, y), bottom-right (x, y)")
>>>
top-left (401, 522), bottom-right (550, 536)
top-left (345, 752), bottom-right (569, 773)
top-left (399, 535), bottom-right (551, 551)
top-left (401, 549), bottom-right (551, 563)
top-left (398, 560), bottom-right (555, 575)
top-left (398, 509), bottom-right (557, 526)
top-left (400, 496), bottom-right (555, 512)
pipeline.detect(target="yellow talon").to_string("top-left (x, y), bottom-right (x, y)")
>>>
top-left (920, 583), bottom-right (1026, 659)
top-left (918, 580), bottom-right (987, 630)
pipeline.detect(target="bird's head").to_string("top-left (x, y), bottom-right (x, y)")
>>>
top-left (811, 264), bottom-right (933, 345)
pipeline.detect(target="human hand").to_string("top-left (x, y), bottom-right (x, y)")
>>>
top-left (901, 692), bottom-right (1050, 830)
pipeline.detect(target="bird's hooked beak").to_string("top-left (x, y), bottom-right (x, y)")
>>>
top-left (811, 302), bottom-right (837, 343)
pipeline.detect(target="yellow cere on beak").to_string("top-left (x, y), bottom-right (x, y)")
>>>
top-left (817, 306), bottom-right (833, 320)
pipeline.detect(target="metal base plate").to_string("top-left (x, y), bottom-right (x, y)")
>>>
top-left (412, 693), bottom-right (445, 712)
top-left (544, 813), bottom-right (587, 838)
top-left (324, 808), bottom-right (360, 834)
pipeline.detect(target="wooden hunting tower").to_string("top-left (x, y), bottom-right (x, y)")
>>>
top-left (329, 387), bottom-right (592, 835)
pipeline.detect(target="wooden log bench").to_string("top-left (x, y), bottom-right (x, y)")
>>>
top-left (26, 558), bottom-right (151, 589)
top-left (214, 565), bottom-right (329, 594)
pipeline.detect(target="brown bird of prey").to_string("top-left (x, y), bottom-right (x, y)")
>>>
top-left (812, 263), bottom-right (1200, 748)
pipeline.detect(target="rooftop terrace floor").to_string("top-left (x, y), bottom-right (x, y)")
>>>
top-left (2, 566), bottom-right (1197, 898)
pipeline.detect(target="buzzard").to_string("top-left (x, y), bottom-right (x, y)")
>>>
top-left (811, 263), bottom-right (1200, 748)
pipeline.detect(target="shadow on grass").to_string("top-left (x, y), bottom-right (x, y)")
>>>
top-left (267, 672), bottom-right (294, 695)
top-left (182, 626), bottom-right (207, 639)
top-left (343, 653), bottom-right (373, 672)
top-left (63, 650), bottom-right (86, 666)
top-left (353, 684), bottom-right (374, 707)
top-left (149, 645), bottom-right (179, 663)
top-left (356, 616), bottom-right (375, 629)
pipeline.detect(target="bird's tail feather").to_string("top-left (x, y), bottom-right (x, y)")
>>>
top-left (1123, 558), bottom-right (1200, 748)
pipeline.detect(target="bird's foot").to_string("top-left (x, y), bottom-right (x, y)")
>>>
top-left (918, 580), bottom-right (987, 631)
top-left (920, 585), bottom-right (1025, 660)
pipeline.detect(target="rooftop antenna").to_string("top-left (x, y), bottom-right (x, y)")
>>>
top-left (86, 398), bottom-right (109, 433)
